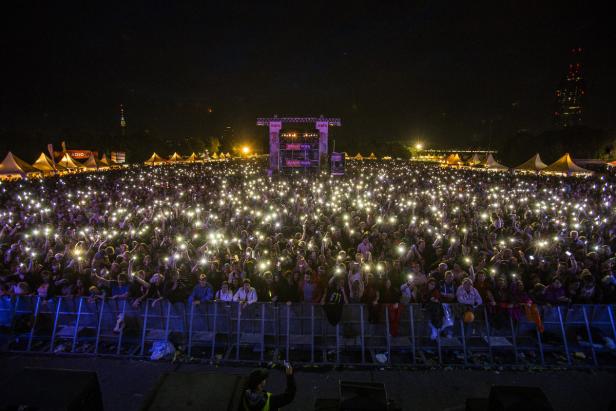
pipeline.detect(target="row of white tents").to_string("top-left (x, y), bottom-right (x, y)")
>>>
top-left (344, 151), bottom-right (593, 176)
top-left (144, 151), bottom-right (235, 165)
top-left (444, 152), bottom-right (593, 176)
top-left (345, 152), bottom-right (379, 160)
top-left (0, 151), bottom-right (120, 180)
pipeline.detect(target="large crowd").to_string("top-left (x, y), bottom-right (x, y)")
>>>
top-left (1, 159), bottom-right (616, 338)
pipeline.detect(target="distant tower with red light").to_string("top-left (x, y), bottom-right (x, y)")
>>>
top-left (120, 104), bottom-right (127, 137)
top-left (554, 48), bottom-right (585, 128)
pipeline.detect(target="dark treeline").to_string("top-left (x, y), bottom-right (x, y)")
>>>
top-left (498, 126), bottom-right (614, 166)
top-left (1, 125), bottom-right (614, 166)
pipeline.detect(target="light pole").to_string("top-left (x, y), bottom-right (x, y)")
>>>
top-left (410, 141), bottom-right (424, 158)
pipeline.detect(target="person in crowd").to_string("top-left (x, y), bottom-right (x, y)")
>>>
top-left (545, 277), bottom-right (570, 305)
top-left (110, 274), bottom-right (129, 299)
top-left (277, 271), bottom-right (299, 303)
top-left (439, 270), bottom-right (457, 303)
top-left (322, 276), bottom-right (349, 305)
top-left (215, 281), bottom-right (234, 302)
top-left (418, 277), bottom-right (443, 339)
top-left (299, 272), bottom-right (322, 303)
top-left (380, 277), bottom-right (402, 336)
top-left (456, 277), bottom-right (482, 307)
top-left (362, 274), bottom-right (380, 323)
top-left (1, 158), bottom-right (616, 344)
top-left (233, 279), bottom-right (258, 306)
top-left (188, 273), bottom-right (214, 304)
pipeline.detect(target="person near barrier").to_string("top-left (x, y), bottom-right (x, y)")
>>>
top-left (241, 365), bottom-right (296, 411)
top-left (419, 277), bottom-right (444, 340)
top-left (233, 278), bottom-right (258, 307)
top-left (215, 280), bottom-right (234, 302)
top-left (321, 276), bottom-right (348, 326)
top-left (380, 278), bottom-right (401, 336)
top-left (188, 273), bottom-right (213, 304)
top-left (456, 278), bottom-right (482, 306)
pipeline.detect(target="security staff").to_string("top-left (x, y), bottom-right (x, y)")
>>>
top-left (241, 364), bottom-right (296, 411)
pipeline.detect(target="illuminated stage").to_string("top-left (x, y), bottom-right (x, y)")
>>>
top-left (257, 116), bottom-right (341, 174)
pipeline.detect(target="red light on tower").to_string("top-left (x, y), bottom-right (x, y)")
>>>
top-left (554, 48), bottom-right (584, 127)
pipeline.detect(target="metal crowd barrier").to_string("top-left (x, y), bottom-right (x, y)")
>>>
top-left (0, 296), bottom-right (615, 368)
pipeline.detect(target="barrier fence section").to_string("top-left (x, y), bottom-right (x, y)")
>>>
top-left (0, 296), bottom-right (615, 368)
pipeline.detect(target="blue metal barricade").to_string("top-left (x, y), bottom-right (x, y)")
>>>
top-left (0, 296), bottom-right (14, 329)
top-left (28, 297), bottom-right (56, 352)
top-left (49, 297), bottom-right (79, 353)
top-left (387, 303), bottom-right (413, 365)
top-left (562, 305), bottom-right (597, 367)
top-left (138, 299), bottom-right (186, 357)
top-left (71, 298), bottom-right (101, 354)
top-left (512, 305), bottom-right (544, 366)
top-left (539, 305), bottom-right (571, 366)
top-left (589, 305), bottom-right (616, 367)
top-left (231, 302), bottom-right (264, 362)
top-left (3, 298), bottom-right (615, 369)
top-left (187, 301), bottom-right (216, 358)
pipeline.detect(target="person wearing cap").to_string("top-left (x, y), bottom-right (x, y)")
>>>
top-left (241, 365), bottom-right (296, 411)
top-left (233, 278), bottom-right (258, 306)
top-left (188, 273), bottom-right (213, 305)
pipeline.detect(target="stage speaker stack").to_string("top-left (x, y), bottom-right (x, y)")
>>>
top-left (140, 372), bottom-right (245, 411)
top-left (0, 368), bottom-right (103, 411)
top-left (466, 385), bottom-right (553, 411)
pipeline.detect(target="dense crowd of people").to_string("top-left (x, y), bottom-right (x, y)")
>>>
top-left (1, 159), bottom-right (616, 338)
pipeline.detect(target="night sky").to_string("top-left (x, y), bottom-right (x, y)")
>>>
top-left (1, 2), bottom-right (615, 156)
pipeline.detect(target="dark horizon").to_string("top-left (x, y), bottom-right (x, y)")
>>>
top-left (1, 2), bottom-right (615, 158)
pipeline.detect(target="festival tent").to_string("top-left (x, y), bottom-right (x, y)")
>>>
top-left (211, 152), bottom-right (219, 160)
top-left (344, 152), bottom-right (350, 159)
top-left (224, 152), bottom-right (231, 159)
top-left (514, 153), bottom-right (548, 172)
top-left (353, 153), bottom-right (364, 160)
top-left (382, 156), bottom-right (393, 160)
top-left (109, 158), bottom-right (124, 168)
top-left (0, 152), bottom-right (41, 180)
top-left (168, 152), bottom-right (183, 162)
top-left (32, 152), bottom-right (64, 174)
top-left (484, 153), bottom-right (508, 170)
top-left (99, 153), bottom-right (111, 167)
top-left (144, 152), bottom-right (166, 165)
top-left (445, 153), bottom-right (462, 165)
top-left (185, 152), bottom-right (198, 163)
top-left (82, 153), bottom-right (97, 169)
top-left (467, 153), bottom-right (482, 166)
top-left (542, 153), bottom-right (592, 176)
top-left (368, 152), bottom-right (377, 160)
top-left (57, 152), bottom-right (84, 169)
top-left (83, 153), bottom-right (108, 170)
